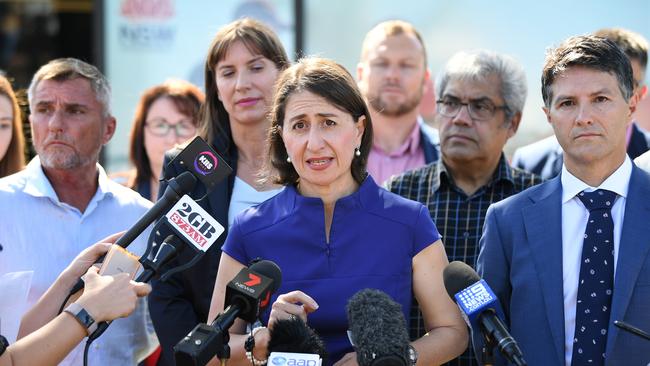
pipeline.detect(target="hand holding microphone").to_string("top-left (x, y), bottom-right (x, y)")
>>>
top-left (75, 266), bottom-right (151, 323)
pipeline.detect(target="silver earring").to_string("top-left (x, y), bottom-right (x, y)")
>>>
top-left (354, 147), bottom-right (361, 157)
top-left (286, 156), bottom-right (292, 163)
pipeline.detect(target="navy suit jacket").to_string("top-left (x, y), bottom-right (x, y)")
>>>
top-left (476, 165), bottom-right (650, 366)
top-left (512, 122), bottom-right (650, 180)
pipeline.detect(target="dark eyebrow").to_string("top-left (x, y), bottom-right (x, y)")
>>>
top-left (288, 112), bottom-right (339, 122)
top-left (217, 56), bottom-right (265, 71)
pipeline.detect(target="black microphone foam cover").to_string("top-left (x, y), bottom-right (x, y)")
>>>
top-left (443, 261), bottom-right (481, 299)
top-left (347, 289), bottom-right (410, 366)
top-left (249, 259), bottom-right (282, 292)
top-left (268, 317), bottom-right (328, 362)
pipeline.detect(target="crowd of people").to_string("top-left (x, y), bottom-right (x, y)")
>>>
top-left (0, 17), bottom-right (649, 366)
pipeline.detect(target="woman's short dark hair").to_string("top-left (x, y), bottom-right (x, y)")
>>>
top-left (268, 57), bottom-right (373, 185)
top-left (199, 18), bottom-right (290, 157)
top-left (542, 35), bottom-right (634, 108)
top-left (0, 75), bottom-right (25, 177)
top-left (128, 79), bottom-right (204, 188)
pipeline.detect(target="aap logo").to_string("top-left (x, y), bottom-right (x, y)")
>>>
top-left (194, 151), bottom-right (217, 176)
top-left (271, 357), bottom-right (287, 365)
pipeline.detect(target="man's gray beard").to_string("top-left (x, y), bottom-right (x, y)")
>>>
top-left (368, 93), bottom-right (421, 118)
top-left (38, 149), bottom-right (99, 170)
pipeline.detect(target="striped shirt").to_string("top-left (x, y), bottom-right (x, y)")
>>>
top-left (385, 155), bottom-right (542, 366)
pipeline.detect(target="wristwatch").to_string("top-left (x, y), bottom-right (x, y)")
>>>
top-left (64, 302), bottom-right (98, 335)
top-left (407, 344), bottom-right (418, 365)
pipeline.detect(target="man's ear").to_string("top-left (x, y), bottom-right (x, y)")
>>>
top-left (102, 116), bottom-right (116, 145)
top-left (542, 106), bottom-right (552, 124)
top-left (504, 112), bottom-right (522, 140)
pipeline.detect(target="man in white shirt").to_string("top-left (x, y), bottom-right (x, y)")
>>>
top-left (477, 35), bottom-right (650, 366)
top-left (0, 58), bottom-right (157, 365)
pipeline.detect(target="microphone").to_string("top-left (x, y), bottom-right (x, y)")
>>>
top-left (67, 136), bottom-right (231, 297)
top-left (268, 317), bottom-right (328, 361)
top-left (443, 261), bottom-right (526, 366)
top-left (174, 260), bottom-right (282, 366)
top-left (614, 320), bottom-right (650, 341)
top-left (347, 289), bottom-right (412, 366)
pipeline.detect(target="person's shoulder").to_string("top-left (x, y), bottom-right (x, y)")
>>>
top-left (512, 135), bottom-right (560, 165)
top-left (634, 150), bottom-right (650, 172)
top-left (368, 180), bottom-right (429, 227)
top-left (105, 178), bottom-right (153, 210)
top-left (491, 177), bottom-right (556, 214)
top-left (508, 165), bottom-right (544, 188)
top-left (231, 188), bottom-right (292, 236)
top-left (385, 162), bottom-right (437, 192)
top-left (0, 169), bottom-right (28, 195)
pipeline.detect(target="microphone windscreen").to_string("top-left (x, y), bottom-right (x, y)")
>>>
top-left (443, 261), bottom-right (480, 299)
top-left (268, 317), bottom-right (328, 362)
top-left (347, 289), bottom-right (409, 366)
top-left (249, 259), bottom-right (282, 292)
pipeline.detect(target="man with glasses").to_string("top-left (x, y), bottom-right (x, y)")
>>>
top-left (357, 20), bottom-right (439, 184)
top-left (386, 50), bottom-right (541, 366)
top-left (513, 28), bottom-right (650, 179)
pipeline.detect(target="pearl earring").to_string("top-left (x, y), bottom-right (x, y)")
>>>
top-left (354, 147), bottom-right (361, 157)
top-left (286, 156), bottom-right (292, 163)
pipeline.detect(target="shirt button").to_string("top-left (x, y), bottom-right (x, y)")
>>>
top-left (463, 232), bottom-right (470, 238)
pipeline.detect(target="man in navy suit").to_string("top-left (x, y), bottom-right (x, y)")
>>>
top-left (512, 28), bottom-right (650, 179)
top-left (477, 35), bottom-right (650, 366)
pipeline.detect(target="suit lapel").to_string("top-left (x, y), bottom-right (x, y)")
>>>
top-left (522, 177), bottom-right (565, 365)
top-left (606, 166), bottom-right (650, 355)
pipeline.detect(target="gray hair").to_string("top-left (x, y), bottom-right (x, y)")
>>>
top-left (436, 50), bottom-right (527, 123)
top-left (27, 58), bottom-right (112, 116)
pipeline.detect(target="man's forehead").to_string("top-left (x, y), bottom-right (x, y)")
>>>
top-left (364, 32), bottom-right (424, 59)
top-left (444, 75), bottom-right (502, 100)
top-left (32, 78), bottom-right (96, 103)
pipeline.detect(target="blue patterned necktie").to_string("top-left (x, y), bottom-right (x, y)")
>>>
top-left (571, 189), bottom-right (617, 366)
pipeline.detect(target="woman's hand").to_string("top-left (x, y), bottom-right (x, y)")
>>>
top-left (333, 352), bottom-right (359, 366)
top-left (59, 232), bottom-right (123, 287)
top-left (268, 290), bottom-right (319, 329)
top-left (75, 267), bottom-right (151, 322)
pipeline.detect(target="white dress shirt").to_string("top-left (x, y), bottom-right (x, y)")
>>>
top-left (560, 156), bottom-right (631, 366)
top-left (0, 157), bottom-right (158, 365)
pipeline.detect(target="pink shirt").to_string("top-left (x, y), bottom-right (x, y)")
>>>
top-left (367, 123), bottom-right (426, 184)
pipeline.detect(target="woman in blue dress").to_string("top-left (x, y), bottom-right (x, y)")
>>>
top-left (208, 58), bottom-right (467, 365)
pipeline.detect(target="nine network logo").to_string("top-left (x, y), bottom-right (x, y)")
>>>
top-left (458, 281), bottom-right (494, 313)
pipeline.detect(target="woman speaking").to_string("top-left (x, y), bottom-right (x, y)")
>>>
top-left (208, 58), bottom-right (467, 365)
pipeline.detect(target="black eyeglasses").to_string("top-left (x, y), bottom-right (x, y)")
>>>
top-left (145, 118), bottom-right (196, 138)
top-left (436, 98), bottom-right (508, 120)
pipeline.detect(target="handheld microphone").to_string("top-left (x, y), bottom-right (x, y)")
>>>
top-left (347, 289), bottom-right (412, 366)
top-left (443, 261), bottom-right (526, 366)
top-left (67, 136), bottom-right (230, 298)
top-left (614, 320), bottom-right (650, 341)
top-left (268, 317), bottom-right (328, 361)
top-left (174, 260), bottom-right (282, 366)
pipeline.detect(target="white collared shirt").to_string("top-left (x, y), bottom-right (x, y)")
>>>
top-left (0, 157), bottom-right (158, 365)
top-left (560, 156), bottom-right (631, 366)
